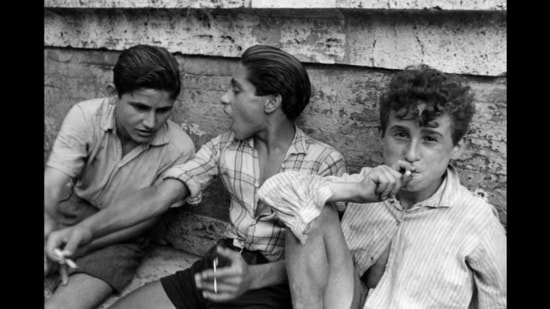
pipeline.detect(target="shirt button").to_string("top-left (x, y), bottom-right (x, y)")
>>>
top-left (255, 183), bottom-right (260, 188)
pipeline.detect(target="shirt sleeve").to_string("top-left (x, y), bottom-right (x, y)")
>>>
top-left (46, 104), bottom-right (93, 178)
top-left (315, 150), bottom-right (348, 212)
top-left (467, 213), bottom-right (507, 309)
top-left (259, 166), bottom-right (373, 244)
top-left (163, 137), bottom-right (221, 205)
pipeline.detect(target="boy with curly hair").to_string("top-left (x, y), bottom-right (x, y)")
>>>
top-left (259, 64), bottom-right (506, 308)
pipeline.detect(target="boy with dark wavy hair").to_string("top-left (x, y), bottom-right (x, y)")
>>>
top-left (44, 44), bottom-right (195, 309)
top-left (46, 45), bottom-right (346, 308)
top-left (259, 64), bottom-right (506, 308)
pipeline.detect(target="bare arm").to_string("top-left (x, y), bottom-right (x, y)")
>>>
top-left (46, 178), bottom-right (189, 259)
top-left (327, 160), bottom-right (414, 203)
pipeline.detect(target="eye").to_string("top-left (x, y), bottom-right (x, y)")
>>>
top-left (423, 135), bottom-right (439, 143)
top-left (232, 87), bottom-right (241, 94)
top-left (393, 131), bottom-right (408, 139)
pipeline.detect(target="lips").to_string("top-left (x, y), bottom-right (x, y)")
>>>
top-left (136, 129), bottom-right (153, 137)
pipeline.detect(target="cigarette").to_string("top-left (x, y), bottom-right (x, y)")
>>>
top-left (213, 257), bottom-right (218, 293)
top-left (52, 248), bottom-right (78, 269)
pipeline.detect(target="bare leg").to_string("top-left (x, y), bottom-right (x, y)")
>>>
top-left (45, 273), bottom-right (113, 309)
top-left (285, 204), bottom-right (359, 309)
top-left (109, 280), bottom-right (175, 309)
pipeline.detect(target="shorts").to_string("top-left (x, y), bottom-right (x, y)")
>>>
top-left (51, 191), bottom-right (150, 293)
top-left (161, 239), bottom-right (292, 309)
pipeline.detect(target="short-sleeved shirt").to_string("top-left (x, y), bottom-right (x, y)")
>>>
top-left (341, 166), bottom-right (507, 309)
top-left (46, 97), bottom-right (195, 210)
top-left (163, 127), bottom-right (346, 261)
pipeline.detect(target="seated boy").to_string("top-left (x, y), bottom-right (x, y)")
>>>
top-left (259, 64), bottom-right (506, 308)
top-left (44, 45), bottom-right (195, 309)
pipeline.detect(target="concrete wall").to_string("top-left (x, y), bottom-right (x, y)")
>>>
top-left (44, 0), bottom-right (506, 253)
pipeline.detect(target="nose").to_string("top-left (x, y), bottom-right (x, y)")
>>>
top-left (143, 111), bottom-right (156, 129)
top-left (220, 90), bottom-right (232, 114)
top-left (404, 139), bottom-right (421, 163)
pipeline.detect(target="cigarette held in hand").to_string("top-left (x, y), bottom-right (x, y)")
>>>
top-left (403, 170), bottom-right (412, 177)
top-left (52, 248), bottom-right (78, 269)
top-left (213, 257), bottom-right (218, 293)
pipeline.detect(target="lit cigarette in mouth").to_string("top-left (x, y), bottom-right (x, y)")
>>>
top-left (403, 170), bottom-right (412, 177)
top-left (213, 257), bottom-right (218, 293)
top-left (52, 248), bottom-right (78, 269)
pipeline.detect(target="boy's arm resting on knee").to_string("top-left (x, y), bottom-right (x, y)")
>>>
top-left (47, 178), bottom-right (189, 258)
top-left (74, 216), bottom-right (161, 258)
top-left (81, 178), bottom-right (189, 240)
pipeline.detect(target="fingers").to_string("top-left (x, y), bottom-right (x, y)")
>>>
top-left (59, 264), bottom-right (69, 286)
top-left (391, 160), bottom-right (415, 175)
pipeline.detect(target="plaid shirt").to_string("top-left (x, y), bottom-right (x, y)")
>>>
top-left (164, 127), bottom-right (346, 261)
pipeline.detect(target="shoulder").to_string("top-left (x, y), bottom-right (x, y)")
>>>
top-left (71, 97), bottom-right (112, 117)
top-left (450, 183), bottom-right (502, 231)
top-left (164, 120), bottom-right (195, 154)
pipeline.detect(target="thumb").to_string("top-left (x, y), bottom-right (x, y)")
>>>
top-left (390, 160), bottom-right (415, 174)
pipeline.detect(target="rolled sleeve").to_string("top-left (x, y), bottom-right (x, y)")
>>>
top-left (163, 165), bottom-right (203, 206)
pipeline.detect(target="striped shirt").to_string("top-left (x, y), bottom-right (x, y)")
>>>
top-left (342, 166), bottom-right (506, 309)
top-left (163, 127), bottom-right (346, 261)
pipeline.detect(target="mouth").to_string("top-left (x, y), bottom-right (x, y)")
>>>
top-left (136, 130), bottom-right (153, 137)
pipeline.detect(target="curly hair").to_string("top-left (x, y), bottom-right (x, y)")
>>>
top-left (240, 45), bottom-right (311, 121)
top-left (379, 64), bottom-right (475, 145)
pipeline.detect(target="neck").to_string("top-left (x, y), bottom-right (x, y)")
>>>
top-left (254, 118), bottom-right (296, 153)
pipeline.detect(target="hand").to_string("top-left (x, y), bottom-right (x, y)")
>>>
top-left (194, 246), bottom-right (252, 302)
top-left (358, 160), bottom-right (415, 202)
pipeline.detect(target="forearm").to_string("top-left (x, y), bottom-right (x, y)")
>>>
top-left (78, 179), bottom-right (189, 240)
top-left (326, 181), bottom-right (368, 203)
top-left (75, 216), bottom-right (160, 258)
top-left (248, 260), bottom-right (287, 289)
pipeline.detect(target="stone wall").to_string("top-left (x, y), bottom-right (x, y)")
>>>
top-left (44, 0), bottom-right (506, 253)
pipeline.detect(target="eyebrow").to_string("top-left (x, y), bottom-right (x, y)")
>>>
top-left (420, 128), bottom-right (444, 137)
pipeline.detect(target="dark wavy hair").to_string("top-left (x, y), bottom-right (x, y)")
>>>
top-left (113, 45), bottom-right (181, 100)
top-left (240, 45), bottom-right (311, 121)
top-left (379, 64), bottom-right (475, 145)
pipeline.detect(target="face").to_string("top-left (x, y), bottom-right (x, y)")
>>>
top-left (381, 111), bottom-right (463, 202)
top-left (114, 88), bottom-right (175, 144)
top-left (220, 64), bottom-right (267, 140)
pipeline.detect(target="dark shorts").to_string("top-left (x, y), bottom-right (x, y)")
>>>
top-left (160, 239), bottom-right (292, 309)
top-left (51, 192), bottom-right (150, 293)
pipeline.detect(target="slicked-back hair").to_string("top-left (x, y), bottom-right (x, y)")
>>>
top-left (240, 45), bottom-right (311, 121)
top-left (379, 64), bottom-right (475, 145)
top-left (113, 45), bottom-right (181, 100)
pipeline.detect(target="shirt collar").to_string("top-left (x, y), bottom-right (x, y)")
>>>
top-left (240, 125), bottom-right (308, 155)
top-left (99, 96), bottom-right (170, 147)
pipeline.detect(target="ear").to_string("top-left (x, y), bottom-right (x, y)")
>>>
top-left (105, 83), bottom-right (118, 97)
top-left (451, 138), bottom-right (466, 160)
top-left (264, 94), bottom-right (282, 114)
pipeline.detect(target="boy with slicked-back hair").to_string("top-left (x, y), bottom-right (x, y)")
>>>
top-left (44, 45), bottom-right (195, 309)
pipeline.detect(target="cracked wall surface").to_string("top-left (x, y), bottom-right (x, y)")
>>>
top-left (44, 47), bottom-right (507, 229)
top-left (44, 4), bottom-right (506, 232)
